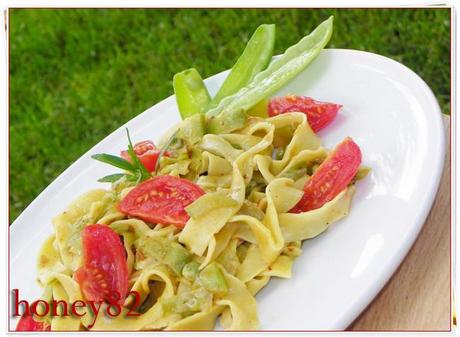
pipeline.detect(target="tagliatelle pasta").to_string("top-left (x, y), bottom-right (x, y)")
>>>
top-left (12, 17), bottom-right (374, 332)
top-left (32, 111), bottom-right (365, 331)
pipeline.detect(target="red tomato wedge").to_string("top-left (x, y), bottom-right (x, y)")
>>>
top-left (118, 175), bottom-right (205, 228)
top-left (290, 137), bottom-right (361, 213)
top-left (74, 224), bottom-right (128, 305)
top-left (268, 95), bottom-right (341, 132)
top-left (121, 140), bottom-right (162, 172)
top-left (16, 315), bottom-right (50, 331)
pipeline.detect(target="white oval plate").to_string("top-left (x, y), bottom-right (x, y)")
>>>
top-left (10, 49), bottom-right (445, 331)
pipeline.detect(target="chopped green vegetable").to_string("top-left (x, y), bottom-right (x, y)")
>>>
top-left (136, 236), bottom-right (167, 263)
top-left (182, 261), bottom-right (200, 281)
top-left (173, 68), bottom-right (211, 119)
top-left (199, 263), bottom-right (228, 296)
top-left (164, 242), bottom-right (192, 275)
top-left (206, 109), bottom-right (247, 134)
top-left (209, 24), bottom-right (276, 109)
top-left (91, 153), bottom-right (136, 173)
top-left (161, 287), bottom-right (212, 315)
top-left (273, 147), bottom-right (285, 160)
top-left (135, 236), bottom-right (192, 275)
top-left (206, 16), bottom-right (334, 118)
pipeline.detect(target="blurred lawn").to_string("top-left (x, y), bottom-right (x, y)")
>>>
top-left (9, 8), bottom-right (451, 222)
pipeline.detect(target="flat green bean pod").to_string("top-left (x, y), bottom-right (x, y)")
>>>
top-left (206, 16), bottom-right (333, 118)
top-left (209, 24), bottom-right (276, 109)
top-left (174, 68), bottom-right (210, 119)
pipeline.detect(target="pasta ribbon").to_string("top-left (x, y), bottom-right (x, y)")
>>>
top-left (33, 111), bottom-right (363, 331)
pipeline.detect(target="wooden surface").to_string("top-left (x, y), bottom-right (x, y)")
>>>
top-left (349, 116), bottom-right (451, 331)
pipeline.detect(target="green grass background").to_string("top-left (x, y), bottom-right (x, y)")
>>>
top-left (9, 8), bottom-right (451, 223)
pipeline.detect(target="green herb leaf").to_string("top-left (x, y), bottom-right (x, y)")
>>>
top-left (91, 153), bottom-right (136, 173)
top-left (97, 173), bottom-right (128, 183)
top-left (126, 128), bottom-right (151, 181)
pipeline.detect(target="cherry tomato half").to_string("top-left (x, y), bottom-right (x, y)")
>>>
top-left (16, 315), bottom-right (50, 331)
top-left (74, 224), bottom-right (128, 305)
top-left (290, 137), bottom-right (361, 213)
top-left (118, 175), bottom-right (205, 228)
top-left (121, 140), bottom-right (161, 172)
top-left (268, 95), bottom-right (341, 132)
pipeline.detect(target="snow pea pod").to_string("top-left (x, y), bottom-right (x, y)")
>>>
top-left (173, 68), bottom-right (211, 119)
top-left (209, 24), bottom-right (276, 109)
top-left (206, 16), bottom-right (334, 118)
